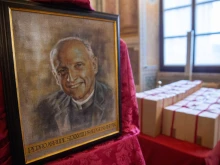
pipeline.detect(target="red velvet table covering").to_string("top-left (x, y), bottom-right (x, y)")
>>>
top-left (138, 133), bottom-right (220, 165)
top-left (205, 141), bottom-right (220, 165)
top-left (47, 134), bottom-right (144, 165)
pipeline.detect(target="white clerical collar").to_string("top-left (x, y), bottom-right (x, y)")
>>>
top-left (72, 90), bottom-right (94, 107)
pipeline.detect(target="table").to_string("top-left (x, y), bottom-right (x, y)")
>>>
top-left (138, 133), bottom-right (212, 165)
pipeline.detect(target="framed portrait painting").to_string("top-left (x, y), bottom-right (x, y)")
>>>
top-left (0, 0), bottom-right (121, 164)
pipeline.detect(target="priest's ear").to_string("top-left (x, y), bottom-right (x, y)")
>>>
top-left (91, 56), bottom-right (98, 74)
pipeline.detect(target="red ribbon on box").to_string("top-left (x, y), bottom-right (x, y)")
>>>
top-left (140, 98), bottom-right (144, 133)
top-left (169, 95), bottom-right (220, 144)
top-left (160, 99), bottom-right (165, 134)
top-left (194, 97), bottom-right (220, 144)
top-left (169, 89), bottom-right (210, 138)
top-left (139, 92), bottom-right (175, 134)
top-left (169, 106), bottom-right (183, 137)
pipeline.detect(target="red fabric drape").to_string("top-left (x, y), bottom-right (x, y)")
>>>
top-left (0, 73), bottom-right (12, 165)
top-left (32, 0), bottom-right (94, 10)
top-left (47, 134), bottom-right (144, 165)
top-left (120, 39), bottom-right (140, 134)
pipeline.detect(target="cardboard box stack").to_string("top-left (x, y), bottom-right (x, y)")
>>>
top-left (162, 87), bottom-right (220, 148)
top-left (136, 80), bottom-right (203, 137)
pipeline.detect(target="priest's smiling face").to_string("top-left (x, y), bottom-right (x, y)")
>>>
top-left (51, 39), bottom-right (98, 102)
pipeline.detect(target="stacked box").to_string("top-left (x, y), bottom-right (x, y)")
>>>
top-left (136, 95), bottom-right (164, 137)
top-left (136, 93), bottom-right (173, 137)
top-left (136, 80), bottom-right (203, 137)
top-left (162, 105), bottom-right (189, 140)
top-left (163, 105), bottom-right (220, 148)
top-left (195, 111), bottom-right (219, 148)
top-left (209, 104), bottom-right (220, 143)
top-left (162, 87), bottom-right (220, 148)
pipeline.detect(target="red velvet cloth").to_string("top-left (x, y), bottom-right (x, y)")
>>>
top-left (0, 73), bottom-right (12, 165)
top-left (47, 134), bottom-right (144, 165)
top-left (119, 39), bottom-right (140, 134)
top-left (206, 141), bottom-right (220, 165)
top-left (138, 134), bottom-right (215, 165)
top-left (32, 0), bottom-right (94, 10)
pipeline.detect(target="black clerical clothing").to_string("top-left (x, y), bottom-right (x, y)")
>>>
top-left (33, 81), bottom-right (114, 142)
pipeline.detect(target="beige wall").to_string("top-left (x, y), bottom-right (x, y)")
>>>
top-left (146, 0), bottom-right (160, 66)
top-left (90, 0), bottom-right (119, 14)
top-left (89, 0), bottom-right (160, 90)
top-left (103, 0), bottom-right (119, 14)
top-left (119, 0), bottom-right (138, 36)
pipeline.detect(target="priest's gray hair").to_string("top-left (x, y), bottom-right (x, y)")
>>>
top-left (50, 37), bottom-right (95, 70)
